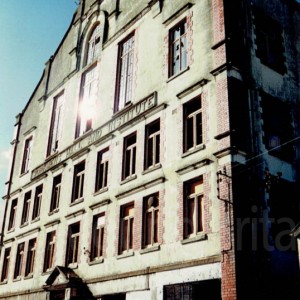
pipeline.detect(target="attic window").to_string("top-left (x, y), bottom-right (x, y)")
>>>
top-left (86, 23), bottom-right (101, 65)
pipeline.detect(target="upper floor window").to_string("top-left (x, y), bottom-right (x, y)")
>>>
top-left (184, 177), bottom-right (204, 238)
top-left (145, 120), bottom-right (160, 170)
top-left (72, 161), bottom-right (85, 202)
top-left (14, 242), bottom-right (25, 279)
top-left (86, 24), bottom-right (101, 65)
top-left (32, 184), bottom-right (43, 220)
top-left (44, 231), bottom-right (56, 272)
top-left (91, 214), bottom-right (105, 261)
top-left (115, 34), bottom-right (135, 112)
top-left (76, 66), bottom-right (97, 138)
top-left (25, 238), bottom-right (36, 277)
top-left (47, 92), bottom-right (64, 156)
top-left (261, 93), bottom-right (294, 161)
top-left (50, 175), bottom-right (61, 213)
top-left (21, 137), bottom-right (33, 174)
top-left (119, 203), bottom-right (134, 253)
top-left (122, 133), bottom-right (136, 180)
top-left (143, 194), bottom-right (159, 248)
top-left (183, 97), bottom-right (202, 152)
top-left (0, 247), bottom-right (11, 282)
top-left (21, 191), bottom-right (31, 225)
top-left (95, 148), bottom-right (109, 192)
top-left (8, 198), bottom-right (18, 231)
top-left (254, 10), bottom-right (286, 74)
top-left (169, 19), bottom-right (187, 77)
top-left (66, 222), bottom-right (80, 266)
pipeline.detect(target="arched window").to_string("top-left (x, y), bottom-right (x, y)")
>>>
top-left (86, 24), bottom-right (101, 65)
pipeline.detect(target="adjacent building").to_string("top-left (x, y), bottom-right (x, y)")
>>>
top-left (0, 0), bottom-right (299, 299)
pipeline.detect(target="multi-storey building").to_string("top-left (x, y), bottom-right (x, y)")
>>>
top-left (0, 0), bottom-right (299, 299)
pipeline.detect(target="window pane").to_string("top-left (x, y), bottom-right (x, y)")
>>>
top-left (116, 35), bottom-right (135, 111)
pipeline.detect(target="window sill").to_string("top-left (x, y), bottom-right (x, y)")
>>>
top-left (75, 129), bottom-right (92, 142)
top-left (120, 175), bottom-right (137, 185)
top-left (88, 257), bottom-right (104, 265)
top-left (113, 102), bottom-right (133, 117)
top-left (94, 187), bottom-right (108, 196)
top-left (117, 250), bottom-right (134, 260)
top-left (0, 280), bottom-right (8, 285)
top-left (20, 170), bottom-right (29, 178)
top-left (181, 233), bottom-right (207, 245)
top-left (42, 269), bottom-right (53, 276)
top-left (13, 277), bottom-right (22, 282)
top-left (68, 263), bottom-right (78, 269)
top-left (31, 217), bottom-right (40, 224)
top-left (45, 151), bottom-right (59, 161)
top-left (24, 274), bottom-right (33, 280)
top-left (70, 198), bottom-right (84, 207)
top-left (182, 144), bottom-right (205, 158)
top-left (20, 221), bottom-right (29, 228)
top-left (142, 164), bottom-right (161, 175)
top-left (7, 228), bottom-right (15, 234)
top-left (48, 208), bottom-right (59, 216)
top-left (140, 244), bottom-right (160, 254)
top-left (167, 67), bottom-right (190, 83)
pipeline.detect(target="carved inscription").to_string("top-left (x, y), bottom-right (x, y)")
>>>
top-left (31, 93), bottom-right (157, 180)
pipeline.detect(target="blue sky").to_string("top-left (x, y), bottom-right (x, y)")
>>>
top-left (0, 1), bottom-right (77, 207)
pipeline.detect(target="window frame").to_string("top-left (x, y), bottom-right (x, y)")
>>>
top-left (66, 222), bottom-right (80, 266)
top-left (32, 184), bottom-right (43, 220)
top-left (50, 175), bottom-right (61, 213)
top-left (85, 23), bottom-right (101, 66)
top-left (21, 191), bottom-right (31, 225)
top-left (254, 10), bottom-right (286, 74)
top-left (21, 136), bottom-right (33, 174)
top-left (95, 148), bottom-right (109, 192)
top-left (119, 203), bottom-right (134, 253)
top-left (71, 161), bottom-right (85, 203)
top-left (183, 97), bottom-right (203, 153)
top-left (8, 198), bottom-right (18, 231)
top-left (169, 19), bottom-right (188, 77)
top-left (143, 193), bottom-right (159, 248)
top-left (184, 177), bottom-right (204, 239)
top-left (1, 247), bottom-right (11, 282)
top-left (75, 65), bottom-right (98, 138)
top-left (114, 33), bottom-right (135, 112)
top-left (90, 214), bottom-right (105, 261)
top-left (25, 238), bottom-right (36, 277)
top-left (47, 92), bottom-right (64, 157)
top-left (144, 120), bottom-right (160, 170)
top-left (122, 133), bottom-right (137, 180)
top-left (14, 242), bottom-right (25, 279)
top-left (261, 93), bottom-right (294, 161)
top-left (43, 231), bottom-right (56, 273)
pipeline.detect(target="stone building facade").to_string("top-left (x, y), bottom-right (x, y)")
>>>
top-left (0, 0), bottom-right (299, 299)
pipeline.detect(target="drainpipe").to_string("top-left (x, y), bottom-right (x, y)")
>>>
top-left (0, 112), bottom-right (23, 248)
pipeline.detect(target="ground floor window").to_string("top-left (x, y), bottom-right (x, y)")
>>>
top-left (164, 280), bottom-right (221, 300)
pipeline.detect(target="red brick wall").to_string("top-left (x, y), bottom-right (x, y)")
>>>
top-left (203, 172), bottom-right (212, 234)
top-left (133, 199), bottom-right (142, 251)
top-left (158, 188), bottom-right (165, 244)
top-left (212, 0), bottom-right (226, 45)
top-left (202, 90), bottom-right (210, 145)
top-left (211, 0), bottom-right (227, 70)
top-left (176, 181), bottom-right (184, 241)
top-left (216, 77), bottom-right (231, 152)
top-left (114, 205), bottom-right (121, 256)
top-left (187, 10), bottom-right (194, 66)
top-left (103, 211), bottom-right (108, 258)
top-left (218, 164), bottom-right (237, 300)
top-left (176, 174), bottom-right (212, 240)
